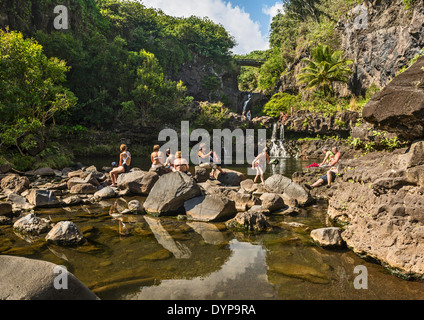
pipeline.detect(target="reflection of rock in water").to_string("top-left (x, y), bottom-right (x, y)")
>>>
top-left (130, 240), bottom-right (272, 300)
top-left (144, 216), bottom-right (191, 259)
top-left (186, 222), bottom-right (226, 245)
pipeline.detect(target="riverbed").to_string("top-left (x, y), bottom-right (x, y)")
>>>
top-left (1, 157), bottom-right (424, 300)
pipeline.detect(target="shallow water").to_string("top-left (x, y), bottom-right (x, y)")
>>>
top-left (1, 158), bottom-right (424, 300)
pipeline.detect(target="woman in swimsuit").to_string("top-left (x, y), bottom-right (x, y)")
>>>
top-left (173, 151), bottom-right (189, 174)
top-left (252, 147), bottom-right (270, 185)
top-left (110, 144), bottom-right (131, 187)
top-left (151, 145), bottom-right (164, 169)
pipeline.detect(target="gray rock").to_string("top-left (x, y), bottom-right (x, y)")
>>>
top-left (259, 193), bottom-right (285, 212)
top-left (62, 195), bottom-right (83, 206)
top-left (265, 174), bottom-right (312, 206)
top-left (45, 221), bottom-right (85, 246)
top-left (184, 195), bottom-right (237, 222)
top-left (213, 168), bottom-right (246, 186)
top-left (310, 227), bottom-right (345, 248)
top-left (194, 166), bottom-right (209, 183)
top-left (128, 200), bottom-right (143, 214)
top-left (13, 213), bottom-right (51, 235)
top-left (143, 172), bottom-right (201, 216)
top-left (93, 186), bottom-right (116, 200)
top-left (0, 255), bottom-right (98, 300)
top-left (225, 210), bottom-right (271, 232)
top-left (32, 167), bottom-right (56, 176)
top-left (7, 193), bottom-right (33, 210)
top-left (26, 189), bottom-right (60, 208)
top-left (117, 171), bottom-right (159, 195)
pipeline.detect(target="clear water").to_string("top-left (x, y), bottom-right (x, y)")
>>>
top-left (1, 157), bottom-right (424, 300)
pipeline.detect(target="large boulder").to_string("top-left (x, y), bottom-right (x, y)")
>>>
top-left (264, 174), bottom-right (312, 206)
top-left (143, 172), bottom-right (201, 216)
top-left (184, 195), bottom-right (237, 222)
top-left (213, 168), bottom-right (246, 186)
top-left (310, 227), bottom-right (345, 248)
top-left (0, 174), bottom-right (30, 194)
top-left (363, 55), bottom-right (424, 141)
top-left (0, 255), bottom-right (98, 300)
top-left (45, 221), bottom-right (85, 246)
top-left (117, 171), bottom-right (159, 195)
top-left (259, 193), bottom-right (285, 212)
top-left (13, 213), bottom-right (51, 235)
top-left (26, 189), bottom-right (60, 208)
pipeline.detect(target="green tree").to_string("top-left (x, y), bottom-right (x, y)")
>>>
top-left (0, 28), bottom-right (77, 154)
top-left (297, 44), bottom-right (353, 96)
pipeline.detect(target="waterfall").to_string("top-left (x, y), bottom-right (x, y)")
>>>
top-left (270, 123), bottom-right (288, 158)
top-left (242, 93), bottom-right (252, 113)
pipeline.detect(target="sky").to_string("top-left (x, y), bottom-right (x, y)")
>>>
top-left (138, 0), bottom-right (284, 55)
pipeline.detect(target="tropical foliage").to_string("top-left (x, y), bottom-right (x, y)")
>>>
top-left (297, 44), bottom-right (353, 96)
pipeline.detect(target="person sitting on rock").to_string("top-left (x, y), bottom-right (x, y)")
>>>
top-left (110, 144), bottom-right (131, 187)
top-left (318, 147), bottom-right (334, 167)
top-left (198, 144), bottom-right (212, 165)
top-left (309, 147), bottom-right (341, 189)
top-left (164, 148), bottom-right (175, 171)
top-left (173, 151), bottom-right (189, 174)
top-left (151, 145), bottom-right (164, 169)
top-left (210, 149), bottom-right (225, 179)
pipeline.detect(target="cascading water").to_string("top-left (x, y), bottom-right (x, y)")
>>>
top-left (270, 122), bottom-right (288, 158)
top-left (242, 93), bottom-right (252, 114)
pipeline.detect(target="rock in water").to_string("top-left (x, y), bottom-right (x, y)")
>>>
top-left (13, 213), bottom-right (51, 235)
top-left (143, 172), bottom-right (201, 216)
top-left (93, 186), bottom-right (116, 200)
top-left (213, 169), bottom-right (246, 186)
top-left (310, 227), bottom-right (345, 248)
top-left (0, 255), bottom-right (98, 300)
top-left (363, 55), bottom-right (424, 141)
top-left (264, 174), bottom-right (312, 206)
top-left (26, 189), bottom-right (60, 208)
top-left (259, 193), bottom-right (285, 212)
top-left (45, 221), bottom-right (85, 246)
top-left (184, 195), bottom-right (237, 222)
top-left (226, 210), bottom-right (271, 232)
top-left (128, 200), bottom-right (143, 214)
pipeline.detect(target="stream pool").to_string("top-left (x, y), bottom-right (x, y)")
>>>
top-left (1, 157), bottom-right (424, 300)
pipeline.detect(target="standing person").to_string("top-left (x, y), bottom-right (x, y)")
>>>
top-left (110, 144), bottom-right (131, 187)
top-left (210, 149), bottom-right (225, 179)
top-left (151, 145), bottom-right (164, 169)
top-left (252, 147), bottom-right (270, 185)
top-left (173, 151), bottom-right (189, 174)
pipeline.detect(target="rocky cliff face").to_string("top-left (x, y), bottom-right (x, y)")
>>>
top-left (339, 0), bottom-right (424, 96)
top-left (362, 55), bottom-right (424, 141)
top-left (174, 55), bottom-right (241, 111)
top-left (278, 0), bottom-right (424, 97)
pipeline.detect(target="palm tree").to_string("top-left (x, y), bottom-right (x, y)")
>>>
top-left (297, 44), bottom-right (353, 96)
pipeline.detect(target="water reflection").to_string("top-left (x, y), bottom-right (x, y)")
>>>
top-left (186, 222), bottom-right (225, 245)
top-left (129, 239), bottom-right (274, 300)
top-left (144, 216), bottom-right (191, 259)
